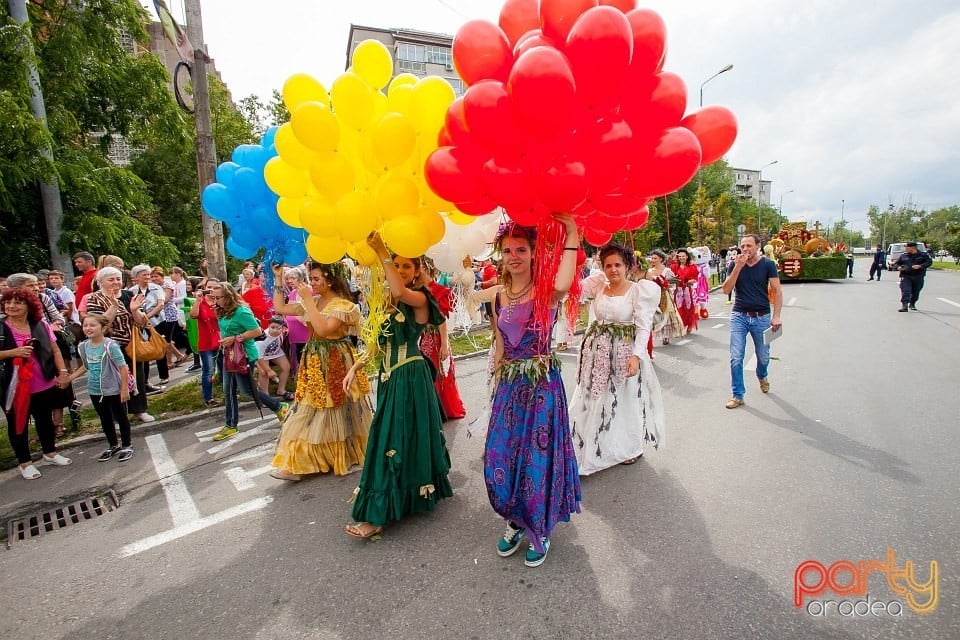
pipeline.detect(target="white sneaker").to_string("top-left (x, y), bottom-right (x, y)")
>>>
top-left (41, 453), bottom-right (73, 466)
top-left (136, 413), bottom-right (156, 423)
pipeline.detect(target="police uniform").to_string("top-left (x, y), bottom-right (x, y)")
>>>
top-left (895, 248), bottom-right (932, 310)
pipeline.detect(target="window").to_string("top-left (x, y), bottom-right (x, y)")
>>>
top-left (397, 43), bottom-right (425, 63)
top-left (426, 45), bottom-right (451, 65)
top-left (444, 77), bottom-right (465, 96)
top-left (398, 59), bottom-right (426, 73)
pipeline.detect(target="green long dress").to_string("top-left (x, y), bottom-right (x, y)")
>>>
top-left (351, 288), bottom-right (453, 527)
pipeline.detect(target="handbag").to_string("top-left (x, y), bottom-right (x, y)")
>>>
top-left (223, 339), bottom-right (249, 375)
top-left (125, 324), bottom-right (167, 362)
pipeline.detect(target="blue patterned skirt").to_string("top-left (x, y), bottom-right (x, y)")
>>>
top-left (483, 367), bottom-right (581, 552)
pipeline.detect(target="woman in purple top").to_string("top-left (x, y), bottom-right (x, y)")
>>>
top-left (484, 214), bottom-right (581, 568)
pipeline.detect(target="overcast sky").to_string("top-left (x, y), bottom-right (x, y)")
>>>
top-left (144, 0), bottom-right (959, 235)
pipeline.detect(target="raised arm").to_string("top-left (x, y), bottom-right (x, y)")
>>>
top-left (552, 213), bottom-right (581, 302)
top-left (368, 232), bottom-right (427, 310)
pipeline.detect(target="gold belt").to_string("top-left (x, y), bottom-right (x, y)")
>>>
top-left (380, 355), bottom-right (422, 383)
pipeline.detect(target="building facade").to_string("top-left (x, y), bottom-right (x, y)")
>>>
top-left (346, 25), bottom-right (464, 96)
top-left (729, 167), bottom-right (772, 206)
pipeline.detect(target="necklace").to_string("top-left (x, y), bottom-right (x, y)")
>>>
top-left (503, 281), bottom-right (533, 322)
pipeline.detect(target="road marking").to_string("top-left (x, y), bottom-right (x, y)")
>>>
top-left (205, 418), bottom-right (279, 455)
top-left (219, 441), bottom-right (275, 464)
top-left (798, 284), bottom-right (806, 288)
top-left (196, 416), bottom-right (273, 442)
top-left (937, 297), bottom-right (960, 309)
top-left (145, 434), bottom-right (201, 527)
top-left (224, 467), bottom-right (256, 491)
top-left (712, 323), bottom-right (725, 329)
top-left (247, 464), bottom-right (273, 477)
top-left (557, 351), bottom-right (579, 359)
top-left (118, 497), bottom-right (274, 558)
top-left (676, 339), bottom-right (692, 345)
top-left (787, 297), bottom-right (797, 306)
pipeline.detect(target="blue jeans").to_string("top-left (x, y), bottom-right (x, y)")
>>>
top-left (200, 350), bottom-right (222, 403)
top-left (222, 369), bottom-right (280, 428)
top-left (729, 312), bottom-right (771, 399)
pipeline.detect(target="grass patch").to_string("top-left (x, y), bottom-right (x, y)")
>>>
top-left (450, 328), bottom-right (493, 356)
top-left (931, 261), bottom-right (960, 271)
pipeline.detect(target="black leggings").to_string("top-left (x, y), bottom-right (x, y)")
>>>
top-left (91, 394), bottom-right (132, 448)
top-left (5, 386), bottom-right (58, 464)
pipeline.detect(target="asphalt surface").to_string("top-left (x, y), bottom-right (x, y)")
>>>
top-left (2, 270), bottom-right (958, 639)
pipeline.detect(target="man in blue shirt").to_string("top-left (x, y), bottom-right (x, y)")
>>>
top-left (895, 242), bottom-right (932, 312)
top-left (721, 235), bottom-right (783, 409)
top-left (868, 244), bottom-right (885, 281)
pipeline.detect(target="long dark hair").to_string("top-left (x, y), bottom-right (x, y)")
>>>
top-left (311, 263), bottom-right (353, 301)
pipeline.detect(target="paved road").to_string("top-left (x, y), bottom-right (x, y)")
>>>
top-left (2, 272), bottom-right (958, 639)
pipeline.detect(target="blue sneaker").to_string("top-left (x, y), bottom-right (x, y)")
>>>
top-left (497, 522), bottom-right (525, 557)
top-left (524, 537), bottom-right (550, 568)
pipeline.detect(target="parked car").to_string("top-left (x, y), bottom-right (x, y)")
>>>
top-left (886, 242), bottom-right (926, 270)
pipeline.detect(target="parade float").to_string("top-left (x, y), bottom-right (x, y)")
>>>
top-left (766, 221), bottom-right (848, 280)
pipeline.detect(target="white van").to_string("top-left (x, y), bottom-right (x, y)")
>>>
top-left (886, 242), bottom-right (926, 270)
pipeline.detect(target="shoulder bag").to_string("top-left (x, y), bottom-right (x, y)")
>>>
top-left (125, 324), bottom-right (167, 362)
top-left (223, 339), bottom-right (249, 375)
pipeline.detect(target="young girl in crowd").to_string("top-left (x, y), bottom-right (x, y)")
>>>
top-left (69, 314), bottom-right (134, 462)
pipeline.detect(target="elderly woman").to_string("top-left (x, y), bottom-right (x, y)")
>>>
top-left (84, 267), bottom-right (154, 422)
top-left (271, 266), bottom-right (310, 371)
top-left (1, 289), bottom-right (73, 479)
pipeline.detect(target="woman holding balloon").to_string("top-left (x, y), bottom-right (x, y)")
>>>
top-left (671, 248), bottom-right (700, 335)
top-left (485, 214), bottom-right (581, 568)
top-left (342, 234), bottom-right (452, 539)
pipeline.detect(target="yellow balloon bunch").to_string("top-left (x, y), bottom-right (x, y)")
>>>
top-left (266, 40), bottom-right (457, 265)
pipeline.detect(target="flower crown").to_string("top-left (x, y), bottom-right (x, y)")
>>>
top-left (494, 219), bottom-right (537, 250)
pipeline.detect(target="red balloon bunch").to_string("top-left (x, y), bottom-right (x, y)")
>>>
top-left (425, 0), bottom-right (738, 245)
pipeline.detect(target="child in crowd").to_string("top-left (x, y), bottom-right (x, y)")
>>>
top-left (68, 313), bottom-right (134, 462)
top-left (256, 316), bottom-right (292, 400)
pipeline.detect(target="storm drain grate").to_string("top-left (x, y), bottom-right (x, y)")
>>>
top-left (6, 490), bottom-right (120, 547)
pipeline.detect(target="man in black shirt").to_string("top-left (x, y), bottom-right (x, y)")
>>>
top-left (721, 235), bottom-right (783, 409)
top-left (868, 244), bottom-right (885, 281)
top-left (895, 242), bottom-right (932, 311)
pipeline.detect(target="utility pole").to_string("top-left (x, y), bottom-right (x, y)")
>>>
top-left (183, 0), bottom-right (227, 280)
top-left (8, 0), bottom-right (71, 276)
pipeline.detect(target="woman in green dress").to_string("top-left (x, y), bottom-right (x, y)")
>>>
top-left (342, 233), bottom-right (452, 539)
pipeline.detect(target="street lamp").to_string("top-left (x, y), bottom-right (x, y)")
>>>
top-left (778, 189), bottom-right (795, 217)
top-left (700, 64), bottom-right (734, 108)
top-left (696, 64), bottom-right (733, 243)
top-left (756, 160), bottom-right (778, 237)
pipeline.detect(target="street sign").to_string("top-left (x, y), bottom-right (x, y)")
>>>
top-left (737, 224), bottom-right (746, 235)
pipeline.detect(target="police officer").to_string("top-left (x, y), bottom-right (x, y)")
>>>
top-left (895, 242), bottom-right (932, 312)
top-left (868, 244), bottom-right (885, 281)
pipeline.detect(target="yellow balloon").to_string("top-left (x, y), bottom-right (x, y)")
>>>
top-left (382, 216), bottom-right (430, 258)
top-left (264, 157), bottom-right (309, 198)
top-left (420, 178), bottom-right (453, 211)
top-left (352, 40), bottom-right (394, 91)
top-left (409, 77), bottom-right (456, 134)
top-left (277, 197), bottom-right (304, 228)
top-left (347, 241), bottom-right (378, 267)
top-left (370, 113), bottom-right (416, 168)
top-left (291, 102), bottom-right (340, 156)
top-left (447, 211), bottom-right (475, 226)
top-left (370, 91), bottom-right (389, 125)
top-left (300, 198), bottom-right (337, 237)
top-left (357, 130), bottom-right (387, 179)
top-left (309, 154), bottom-right (355, 203)
top-left (387, 84), bottom-right (414, 115)
top-left (274, 123), bottom-right (316, 170)
top-left (418, 208), bottom-right (445, 245)
top-left (331, 72), bottom-right (375, 130)
top-left (375, 174), bottom-right (420, 220)
top-left (283, 74), bottom-right (328, 112)
top-left (306, 234), bottom-right (348, 264)
top-left (388, 73), bottom-right (419, 95)
top-left (334, 192), bottom-right (379, 242)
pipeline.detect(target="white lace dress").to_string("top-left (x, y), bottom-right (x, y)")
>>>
top-left (569, 274), bottom-right (666, 476)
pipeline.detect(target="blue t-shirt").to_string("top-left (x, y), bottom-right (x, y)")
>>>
top-left (728, 257), bottom-right (779, 313)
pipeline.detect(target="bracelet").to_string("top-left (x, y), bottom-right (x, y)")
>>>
top-left (381, 258), bottom-right (392, 264)
top-left (563, 247), bottom-right (578, 251)
top-left (59, 369), bottom-right (68, 373)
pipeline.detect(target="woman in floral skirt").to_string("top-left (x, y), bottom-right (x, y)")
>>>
top-left (485, 214), bottom-right (581, 568)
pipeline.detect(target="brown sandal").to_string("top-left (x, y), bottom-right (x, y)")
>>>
top-left (344, 523), bottom-right (383, 539)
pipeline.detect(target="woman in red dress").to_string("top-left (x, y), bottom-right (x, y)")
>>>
top-left (419, 265), bottom-right (466, 421)
top-left (671, 249), bottom-right (700, 335)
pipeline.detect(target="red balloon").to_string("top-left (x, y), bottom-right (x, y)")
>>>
top-left (624, 9), bottom-right (667, 79)
top-left (583, 227), bottom-right (613, 246)
top-left (621, 71), bottom-right (687, 137)
top-left (565, 6), bottom-right (632, 109)
top-left (453, 20), bottom-right (514, 87)
top-left (499, 0), bottom-right (541, 48)
top-left (580, 116), bottom-right (632, 195)
top-left (621, 205), bottom-right (649, 230)
top-left (681, 105), bottom-right (738, 166)
top-left (590, 212), bottom-right (628, 233)
top-left (437, 127), bottom-right (453, 147)
top-left (540, 0), bottom-right (599, 44)
top-left (538, 159), bottom-right (589, 212)
top-left (513, 29), bottom-right (559, 57)
top-left (443, 97), bottom-right (471, 147)
top-left (482, 158), bottom-right (538, 210)
top-left (456, 196), bottom-right (498, 216)
top-left (599, 0), bottom-right (636, 11)
top-left (589, 191), bottom-right (647, 216)
top-left (506, 202), bottom-right (550, 226)
top-left (424, 146), bottom-right (487, 204)
top-left (624, 127), bottom-right (702, 198)
top-left (462, 80), bottom-right (526, 156)
top-left (508, 47), bottom-right (578, 139)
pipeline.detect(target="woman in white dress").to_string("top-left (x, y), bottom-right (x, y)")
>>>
top-left (646, 249), bottom-right (685, 345)
top-left (569, 243), bottom-right (666, 475)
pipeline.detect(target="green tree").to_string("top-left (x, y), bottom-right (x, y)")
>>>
top-left (0, 0), bottom-right (183, 273)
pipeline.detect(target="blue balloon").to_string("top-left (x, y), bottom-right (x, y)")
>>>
top-left (283, 243), bottom-right (308, 266)
top-left (261, 126), bottom-right (279, 149)
top-left (215, 162), bottom-right (240, 188)
top-left (244, 145), bottom-right (272, 173)
top-left (200, 183), bottom-right (238, 221)
top-left (231, 144), bottom-right (260, 167)
top-left (233, 167), bottom-right (267, 204)
top-left (226, 236), bottom-right (257, 260)
top-left (226, 221), bottom-right (261, 250)
top-left (247, 204), bottom-right (278, 229)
